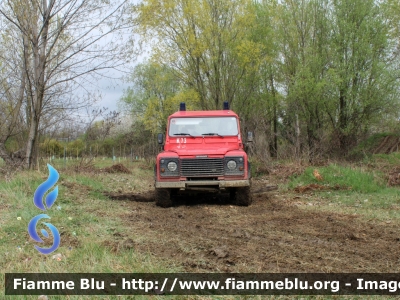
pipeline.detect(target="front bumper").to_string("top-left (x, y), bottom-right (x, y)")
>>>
top-left (155, 179), bottom-right (250, 189)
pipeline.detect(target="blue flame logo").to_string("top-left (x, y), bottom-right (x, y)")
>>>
top-left (33, 164), bottom-right (59, 211)
top-left (28, 164), bottom-right (61, 254)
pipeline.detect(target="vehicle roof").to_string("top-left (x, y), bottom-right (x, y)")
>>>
top-left (169, 110), bottom-right (239, 118)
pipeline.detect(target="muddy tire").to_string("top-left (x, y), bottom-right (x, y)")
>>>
top-left (155, 188), bottom-right (173, 207)
top-left (231, 186), bottom-right (252, 206)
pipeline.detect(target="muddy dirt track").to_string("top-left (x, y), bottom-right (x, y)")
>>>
top-left (106, 179), bottom-right (400, 273)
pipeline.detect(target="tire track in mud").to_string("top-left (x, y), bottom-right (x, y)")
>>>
top-left (104, 189), bottom-right (400, 273)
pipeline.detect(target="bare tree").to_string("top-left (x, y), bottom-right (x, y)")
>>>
top-left (0, 18), bottom-right (29, 166)
top-left (0, 0), bottom-right (133, 168)
top-left (86, 109), bottom-right (121, 143)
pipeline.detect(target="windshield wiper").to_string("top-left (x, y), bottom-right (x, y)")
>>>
top-left (173, 133), bottom-right (194, 137)
top-left (201, 133), bottom-right (223, 137)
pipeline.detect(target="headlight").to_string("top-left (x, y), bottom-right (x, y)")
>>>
top-left (167, 161), bottom-right (178, 172)
top-left (227, 160), bottom-right (237, 170)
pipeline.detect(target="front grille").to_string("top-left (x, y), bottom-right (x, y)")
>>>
top-left (181, 158), bottom-right (224, 177)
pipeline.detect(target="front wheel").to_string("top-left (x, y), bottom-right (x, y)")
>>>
top-left (230, 185), bottom-right (252, 206)
top-left (155, 188), bottom-right (173, 207)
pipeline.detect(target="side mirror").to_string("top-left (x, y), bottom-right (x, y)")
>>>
top-left (157, 133), bottom-right (164, 145)
top-left (247, 131), bottom-right (253, 143)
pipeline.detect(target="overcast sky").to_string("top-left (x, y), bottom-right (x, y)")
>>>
top-left (73, 0), bottom-right (145, 116)
top-left (95, 70), bottom-right (131, 112)
top-left (88, 53), bottom-right (150, 116)
top-left (69, 57), bottom-right (134, 119)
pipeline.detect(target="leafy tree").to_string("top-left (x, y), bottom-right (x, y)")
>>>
top-left (40, 138), bottom-right (63, 157)
top-left (247, 0), bottom-right (282, 158)
top-left (121, 62), bottom-right (199, 133)
top-left (271, 0), bottom-right (399, 157)
top-left (134, 0), bottom-right (261, 110)
top-left (328, 0), bottom-right (399, 151)
top-left (128, 0), bottom-right (400, 159)
top-left (275, 0), bottom-right (333, 158)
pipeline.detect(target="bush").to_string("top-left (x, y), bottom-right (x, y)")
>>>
top-left (288, 164), bottom-right (384, 193)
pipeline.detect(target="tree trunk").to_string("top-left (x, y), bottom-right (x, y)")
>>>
top-left (25, 0), bottom-right (50, 169)
top-left (0, 142), bottom-right (13, 165)
top-left (25, 115), bottom-right (39, 169)
top-left (295, 113), bottom-right (301, 158)
top-left (339, 89), bottom-right (348, 151)
top-left (269, 74), bottom-right (278, 158)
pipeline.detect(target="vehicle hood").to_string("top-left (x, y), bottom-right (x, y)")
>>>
top-left (164, 137), bottom-right (243, 157)
top-left (172, 145), bottom-right (240, 156)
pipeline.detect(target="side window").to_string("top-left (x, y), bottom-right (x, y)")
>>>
top-left (169, 119), bottom-right (178, 135)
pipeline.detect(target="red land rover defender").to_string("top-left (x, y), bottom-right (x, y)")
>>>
top-left (154, 102), bottom-right (253, 207)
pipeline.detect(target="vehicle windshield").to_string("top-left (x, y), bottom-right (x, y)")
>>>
top-left (169, 117), bottom-right (238, 137)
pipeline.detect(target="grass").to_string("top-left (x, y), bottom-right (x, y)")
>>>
top-left (287, 162), bottom-right (400, 221)
top-left (288, 164), bottom-right (385, 193)
top-left (363, 151), bottom-right (400, 168)
top-left (2, 156), bottom-right (400, 299)
top-left (0, 160), bottom-right (180, 300)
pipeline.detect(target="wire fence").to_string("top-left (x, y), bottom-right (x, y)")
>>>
top-left (37, 146), bottom-right (154, 170)
top-left (39, 148), bottom-right (143, 163)
top-left (0, 145), bottom-right (159, 170)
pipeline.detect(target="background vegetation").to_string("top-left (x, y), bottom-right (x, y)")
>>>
top-left (0, 0), bottom-right (400, 166)
top-left (121, 0), bottom-right (400, 162)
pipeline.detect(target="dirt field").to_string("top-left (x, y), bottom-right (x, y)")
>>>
top-left (104, 177), bottom-right (400, 273)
